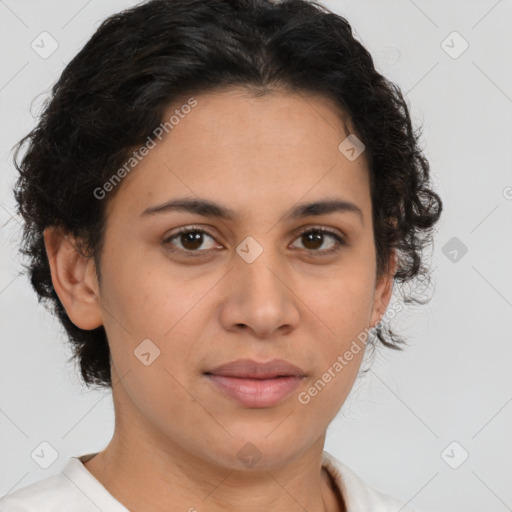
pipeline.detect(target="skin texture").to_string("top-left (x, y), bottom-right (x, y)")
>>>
top-left (44, 87), bottom-right (396, 512)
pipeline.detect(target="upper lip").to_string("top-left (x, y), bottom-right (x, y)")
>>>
top-left (205, 359), bottom-right (306, 379)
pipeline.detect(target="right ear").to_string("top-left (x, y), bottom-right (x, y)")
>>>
top-left (43, 226), bottom-right (103, 330)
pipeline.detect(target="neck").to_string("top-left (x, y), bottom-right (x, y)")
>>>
top-left (84, 428), bottom-right (344, 512)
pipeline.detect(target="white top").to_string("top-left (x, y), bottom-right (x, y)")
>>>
top-left (0, 450), bottom-right (420, 512)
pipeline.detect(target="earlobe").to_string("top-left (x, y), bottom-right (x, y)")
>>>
top-left (370, 249), bottom-right (397, 329)
top-left (43, 227), bottom-right (103, 330)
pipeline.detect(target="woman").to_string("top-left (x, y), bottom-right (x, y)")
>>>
top-left (1, 0), bottom-right (442, 510)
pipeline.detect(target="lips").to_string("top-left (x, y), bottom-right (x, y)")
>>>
top-left (205, 358), bottom-right (306, 379)
top-left (204, 359), bottom-right (306, 408)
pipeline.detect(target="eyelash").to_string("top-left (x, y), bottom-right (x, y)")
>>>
top-left (163, 225), bottom-right (346, 258)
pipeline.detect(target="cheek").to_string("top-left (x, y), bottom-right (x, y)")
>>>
top-left (99, 250), bottom-right (208, 383)
top-left (307, 262), bottom-right (376, 337)
top-left (99, 247), bottom-right (192, 336)
top-left (101, 257), bottom-right (200, 421)
top-left (297, 280), bottom-right (371, 420)
top-left (298, 259), bottom-right (375, 405)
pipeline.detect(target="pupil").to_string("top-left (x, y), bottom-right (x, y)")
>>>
top-left (182, 232), bottom-right (203, 250)
top-left (303, 231), bottom-right (323, 250)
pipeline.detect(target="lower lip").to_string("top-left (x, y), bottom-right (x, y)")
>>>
top-left (205, 374), bottom-right (304, 408)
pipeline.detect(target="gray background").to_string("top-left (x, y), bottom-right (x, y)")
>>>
top-left (1, 1), bottom-right (511, 510)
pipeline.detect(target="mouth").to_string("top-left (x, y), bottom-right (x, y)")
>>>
top-left (203, 358), bottom-right (306, 408)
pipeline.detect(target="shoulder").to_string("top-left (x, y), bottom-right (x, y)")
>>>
top-left (322, 450), bottom-right (422, 512)
top-left (0, 466), bottom-right (74, 512)
top-left (1, 455), bottom-right (128, 512)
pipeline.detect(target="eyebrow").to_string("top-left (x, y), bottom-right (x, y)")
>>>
top-left (141, 197), bottom-right (364, 224)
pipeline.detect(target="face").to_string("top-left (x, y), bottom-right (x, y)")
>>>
top-left (48, 87), bottom-right (395, 471)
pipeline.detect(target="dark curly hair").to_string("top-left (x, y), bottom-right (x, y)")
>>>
top-left (12, 0), bottom-right (442, 390)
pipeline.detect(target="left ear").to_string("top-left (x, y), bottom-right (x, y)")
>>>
top-left (369, 249), bottom-right (397, 329)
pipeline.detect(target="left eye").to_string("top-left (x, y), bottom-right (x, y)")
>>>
top-left (163, 226), bottom-right (345, 256)
top-left (291, 228), bottom-right (345, 254)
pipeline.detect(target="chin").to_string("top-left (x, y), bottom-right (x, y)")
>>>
top-left (199, 429), bottom-right (312, 472)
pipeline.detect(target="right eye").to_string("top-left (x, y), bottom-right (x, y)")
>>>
top-left (163, 226), bottom-right (221, 256)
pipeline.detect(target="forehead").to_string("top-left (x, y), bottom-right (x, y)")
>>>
top-left (170, 87), bottom-right (349, 144)
top-left (104, 87), bottom-right (370, 223)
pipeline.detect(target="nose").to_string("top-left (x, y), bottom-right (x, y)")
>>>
top-left (219, 245), bottom-right (300, 339)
